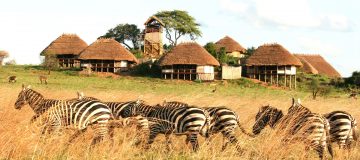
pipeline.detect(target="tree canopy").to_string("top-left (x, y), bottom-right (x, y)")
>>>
top-left (155, 10), bottom-right (202, 46)
top-left (100, 24), bottom-right (141, 50)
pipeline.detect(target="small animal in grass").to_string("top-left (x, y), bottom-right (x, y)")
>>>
top-left (349, 93), bottom-right (357, 99)
top-left (39, 75), bottom-right (47, 84)
top-left (8, 76), bottom-right (17, 83)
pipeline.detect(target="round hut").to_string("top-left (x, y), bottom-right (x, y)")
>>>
top-left (215, 36), bottom-right (246, 58)
top-left (159, 42), bottom-right (220, 81)
top-left (294, 54), bottom-right (341, 78)
top-left (41, 34), bottom-right (88, 68)
top-left (78, 38), bottom-right (138, 73)
top-left (246, 43), bottom-right (302, 88)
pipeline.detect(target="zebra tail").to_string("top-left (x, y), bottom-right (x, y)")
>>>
top-left (237, 119), bottom-right (255, 138)
top-left (201, 110), bottom-right (211, 138)
top-left (325, 119), bottom-right (334, 158)
top-left (352, 119), bottom-right (358, 141)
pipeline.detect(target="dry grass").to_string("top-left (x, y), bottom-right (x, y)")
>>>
top-left (0, 67), bottom-right (359, 159)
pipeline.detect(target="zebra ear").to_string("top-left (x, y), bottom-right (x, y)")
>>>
top-left (292, 97), bottom-right (296, 106)
top-left (22, 84), bottom-right (25, 89)
top-left (163, 99), bottom-right (167, 105)
top-left (27, 85), bottom-right (31, 89)
top-left (77, 91), bottom-right (84, 99)
top-left (297, 98), bottom-right (301, 105)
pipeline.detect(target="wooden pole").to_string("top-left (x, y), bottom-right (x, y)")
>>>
top-left (276, 66), bottom-right (279, 86)
top-left (295, 74), bottom-right (297, 89)
top-left (289, 73), bottom-right (292, 89)
top-left (264, 66), bottom-right (267, 83)
top-left (284, 66), bottom-right (287, 87)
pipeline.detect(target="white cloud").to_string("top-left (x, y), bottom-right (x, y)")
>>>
top-left (218, 0), bottom-right (352, 31)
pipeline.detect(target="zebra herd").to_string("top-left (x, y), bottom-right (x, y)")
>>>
top-left (14, 85), bottom-right (358, 159)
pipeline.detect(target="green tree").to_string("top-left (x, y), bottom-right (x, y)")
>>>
top-left (155, 10), bottom-right (202, 46)
top-left (100, 24), bottom-right (141, 50)
top-left (244, 46), bottom-right (256, 57)
top-left (345, 71), bottom-right (360, 87)
top-left (203, 42), bottom-right (217, 58)
top-left (0, 50), bottom-right (9, 66)
top-left (42, 54), bottom-right (58, 74)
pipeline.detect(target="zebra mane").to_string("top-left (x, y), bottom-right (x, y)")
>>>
top-left (25, 88), bottom-right (45, 99)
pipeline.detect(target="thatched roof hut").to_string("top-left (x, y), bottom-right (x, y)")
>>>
top-left (159, 42), bottom-right (219, 66)
top-left (294, 54), bottom-right (341, 77)
top-left (246, 44), bottom-right (302, 67)
top-left (78, 39), bottom-right (138, 63)
top-left (41, 34), bottom-right (87, 56)
top-left (159, 42), bottom-right (219, 81)
top-left (215, 36), bottom-right (246, 53)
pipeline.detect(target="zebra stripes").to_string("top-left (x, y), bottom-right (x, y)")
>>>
top-left (253, 104), bottom-right (333, 159)
top-left (163, 101), bottom-right (254, 151)
top-left (324, 110), bottom-right (358, 149)
top-left (15, 85), bottom-right (115, 145)
top-left (127, 100), bottom-right (208, 151)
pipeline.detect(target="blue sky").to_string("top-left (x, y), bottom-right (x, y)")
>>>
top-left (1, 0), bottom-right (359, 77)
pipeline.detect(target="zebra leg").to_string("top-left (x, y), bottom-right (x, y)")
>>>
top-left (68, 128), bottom-right (87, 144)
top-left (145, 129), bottom-right (159, 150)
top-left (314, 144), bottom-right (325, 160)
top-left (165, 134), bottom-right (172, 151)
top-left (221, 130), bottom-right (242, 153)
top-left (187, 134), bottom-right (199, 152)
top-left (221, 136), bottom-right (230, 151)
top-left (91, 123), bottom-right (109, 146)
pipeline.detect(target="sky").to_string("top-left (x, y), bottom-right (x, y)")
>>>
top-left (1, 0), bottom-right (359, 77)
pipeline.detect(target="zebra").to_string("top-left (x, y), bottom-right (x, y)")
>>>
top-left (252, 104), bottom-right (333, 159)
top-left (124, 100), bottom-right (208, 152)
top-left (15, 85), bottom-right (115, 145)
top-left (324, 110), bottom-right (358, 149)
top-left (162, 101), bottom-right (254, 151)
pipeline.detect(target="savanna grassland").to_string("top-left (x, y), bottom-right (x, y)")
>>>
top-left (0, 65), bottom-right (359, 160)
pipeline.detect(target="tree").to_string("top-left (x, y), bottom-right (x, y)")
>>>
top-left (309, 77), bottom-right (333, 100)
top-left (42, 54), bottom-right (58, 74)
top-left (0, 50), bottom-right (9, 66)
top-left (203, 42), bottom-right (217, 58)
top-left (100, 24), bottom-right (141, 50)
top-left (345, 71), bottom-right (360, 87)
top-left (244, 46), bottom-right (256, 57)
top-left (204, 42), bottom-right (237, 65)
top-left (5, 59), bottom-right (16, 65)
top-left (155, 10), bottom-right (202, 46)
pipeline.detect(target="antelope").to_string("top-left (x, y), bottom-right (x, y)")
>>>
top-left (39, 75), bottom-right (48, 84)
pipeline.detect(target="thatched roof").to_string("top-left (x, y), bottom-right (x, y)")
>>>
top-left (159, 42), bottom-right (220, 66)
top-left (144, 16), bottom-right (165, 26)
top-left (246, 43), bottom-right (302, 67)
top-left (78, 39), bottom-right (138, 63)
top-left (294, 54), bottom-right (341, 77)
top-left (215, 36), bottom-right (246, 53)
top-left (41, 34), bottom-right (88, 56)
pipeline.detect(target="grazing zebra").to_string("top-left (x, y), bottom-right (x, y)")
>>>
top-left (253, 105), bottom-right (333, 159)
top-left (162, 101), bottom-right (254, 151)
top-left (125, 100), bottom-right (208, 152)
top-left (15, 86), bottom-right (115, 145)
top-left (324, 110), bottom-right (358, 149)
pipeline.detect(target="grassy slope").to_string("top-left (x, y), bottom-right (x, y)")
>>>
top-left (0, 65), bottom-right (359, 159)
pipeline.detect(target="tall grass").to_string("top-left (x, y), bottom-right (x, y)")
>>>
top-left (0, 66), bottom-right (359, 159)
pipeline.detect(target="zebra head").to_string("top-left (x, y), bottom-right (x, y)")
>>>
top-left (288, 98), bottom-right (302, 113)
top-left (253, 105), bottom-right (283, 135)
top-left (15, 84), bottom-right (31, 109)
